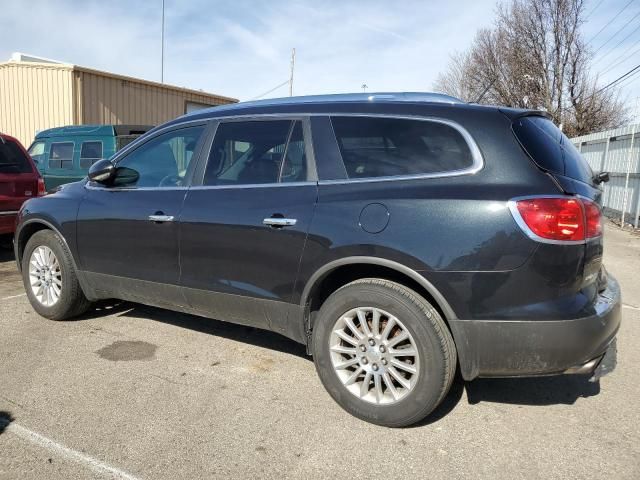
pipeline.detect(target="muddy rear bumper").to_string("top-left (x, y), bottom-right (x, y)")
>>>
top-left (450, 276), bottom-right (621, 381)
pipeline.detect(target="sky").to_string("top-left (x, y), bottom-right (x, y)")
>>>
top-left (0, 0), bottom-right (638, 119)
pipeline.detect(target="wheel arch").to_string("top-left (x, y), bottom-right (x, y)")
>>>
top-left (15, 218), bottom-right (76, 272)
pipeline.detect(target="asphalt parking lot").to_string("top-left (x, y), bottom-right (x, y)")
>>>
top-left (0, 224), bottom-right (639, 480)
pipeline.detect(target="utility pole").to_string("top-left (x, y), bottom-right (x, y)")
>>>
top-left (362, 84), bottom-right (368, 92)
top-left (289, 48), bottom-right (295, 97)
top-left (161, 0), bottom-right (165, 83)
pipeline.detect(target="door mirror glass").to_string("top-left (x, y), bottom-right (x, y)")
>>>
top-left (88, 159), bottom-right (116, 183)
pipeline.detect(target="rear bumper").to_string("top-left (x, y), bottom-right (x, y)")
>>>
top-left (450, 275), bottom-right (621, 380)
top-left (0, 211), bottom-right (18, 235)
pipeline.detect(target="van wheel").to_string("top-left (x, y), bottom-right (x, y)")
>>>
top-left (312, 279), bottom-right (456, 427)
top-left (22, 230), bottom-right (91, 320)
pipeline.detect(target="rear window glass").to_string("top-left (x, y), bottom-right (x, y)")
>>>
top-left (512, 116), bottom-right (594, 185)
top-left (0, 138), bottom-right (32, 173)
top-left (330, 116), bottom-right (474, 179)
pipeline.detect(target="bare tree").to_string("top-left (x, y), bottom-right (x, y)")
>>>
top-left (433, 0), bottom-right (629, 136)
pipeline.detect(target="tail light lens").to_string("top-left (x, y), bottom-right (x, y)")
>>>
top-left (37, 177), bottom-right (46, 196)
top-left (510, 196), bottom-right (602, 243)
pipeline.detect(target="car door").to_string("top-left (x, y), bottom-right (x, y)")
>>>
top-left (75, 123), bottom-right (207, 307)
top-left (179, 117), bottom-right (317, 338)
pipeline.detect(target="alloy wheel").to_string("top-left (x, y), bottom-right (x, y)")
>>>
top-left (28, 245), bottom-right (62, 307)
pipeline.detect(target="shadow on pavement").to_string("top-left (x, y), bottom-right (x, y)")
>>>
top-left (0, 411), bottom-right (14, 435)
top-left (110, 303), bottom-right (310, 360)
top-left (465, 374), bottom-right (600, 406)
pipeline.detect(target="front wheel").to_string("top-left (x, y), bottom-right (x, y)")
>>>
top-left (312, 279), bottom-right (456, 427)
top-left (22, 229), bottom-right (91, 320)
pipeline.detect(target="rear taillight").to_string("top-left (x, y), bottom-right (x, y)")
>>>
top-left (37, 177), bottom-right (46, 196)
top-left (509, 196), bottom-right (602, 243)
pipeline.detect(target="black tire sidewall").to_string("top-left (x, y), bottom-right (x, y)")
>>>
top-left (312, 281), bottom-right (449, 427)
top-left (22, 230), bottom-right (77, 320)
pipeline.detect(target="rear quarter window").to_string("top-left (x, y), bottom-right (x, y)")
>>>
top-left (330, 116), bottom-right (475, 179)
top-left (512, 116), bottom-right (594, 185)
top-left (0, 139), bottom-right (32, 173)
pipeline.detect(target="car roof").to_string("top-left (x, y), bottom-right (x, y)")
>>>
top-left (172, 91), bottom-right (540, 126)
top-left (34, 124), bottom-right (153, 139)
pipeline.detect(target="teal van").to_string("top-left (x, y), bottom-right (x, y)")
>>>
top-left (27, 125), bottom-right (152, 191)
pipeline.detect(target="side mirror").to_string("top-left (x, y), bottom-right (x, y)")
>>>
top-left (594, 171), bottom-right (610, 185)
top-left (88, 159), bottom-right (116, 183)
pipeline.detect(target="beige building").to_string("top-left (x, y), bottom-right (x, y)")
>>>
top-left (0, 53), bottom-right (237, 146)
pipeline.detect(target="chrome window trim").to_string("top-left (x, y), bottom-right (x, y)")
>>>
top-left (97, 112), bottom-right (483, 188)
top-left (0, 210), bottom-right (19, 216)
top-left (189, 181), bottom-right (315, 190)
top-left (182, 112), bottom-right (483, 184)
top-left (507, 194), bottom-right (603, 246)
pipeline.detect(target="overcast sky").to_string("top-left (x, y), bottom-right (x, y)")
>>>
top-left (0, 0), bottom-right (638, 118)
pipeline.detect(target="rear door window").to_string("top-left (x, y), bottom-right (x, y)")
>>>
top-left (80, 141), bottom-right (103, 169)
top-left (204, 120), bottom-right (308, 186)
top-left (330, 116), bottom-right (474, 179)
top-left (0, 138), bottom-right (32, 173)
top-left (512, 116), bottom-right (594, 185)
top-left (49, 142), bottom-right (74, 169)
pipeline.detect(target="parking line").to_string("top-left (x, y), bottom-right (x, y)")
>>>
top-left (3, 422), bottom-right (141, 480)
top-left (1, 293), bottom-right (26, 301)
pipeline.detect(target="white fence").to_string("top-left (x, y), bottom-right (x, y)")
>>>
top-left (571, 124), bottom-right (640, 228)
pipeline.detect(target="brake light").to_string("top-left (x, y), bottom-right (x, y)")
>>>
top-left (509, 196), bottom-right (602, 243)
top-left (582, 199), bottom-right (603, 238)
top-left (37, 177), bottom-right (46, 196)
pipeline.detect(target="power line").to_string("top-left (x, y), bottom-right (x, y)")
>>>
top-left (602, 42), bottom-right (640, 72)
top-left (596, 62), bottom-right (640, 94)
top-left (586, 0), bottom-right (606, 20)
top-left (592, 10), bottom-right (640, 56)
top-left (598, 34), bottom-right (640, 71)
top-left (587, 0), bottom-right (635, 43)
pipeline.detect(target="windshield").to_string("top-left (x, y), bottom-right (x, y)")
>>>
top-left (0, 138), bottom-right (32, 173)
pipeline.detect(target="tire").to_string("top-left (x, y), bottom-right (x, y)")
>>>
top-left (22, 229), bottom-right (91, 320)
top-left (312, 278), bottom-right (456, 427)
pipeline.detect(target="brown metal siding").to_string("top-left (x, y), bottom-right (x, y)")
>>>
top-left (0, 62), bottom-right (74, 146)
top-left (79, 69), bottom-right (234, 126)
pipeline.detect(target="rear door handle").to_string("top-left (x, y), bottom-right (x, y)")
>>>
top-left (148, 214), bottom-right (175, 223)
top-left (263, 217), bottom-right (297, 227)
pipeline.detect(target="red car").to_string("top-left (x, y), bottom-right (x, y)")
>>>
top-left (0, 133), bottom-right (46, 236)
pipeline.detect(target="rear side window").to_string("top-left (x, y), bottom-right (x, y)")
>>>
top-left (80, 141), bottom-right (103, 169)
top-left (0, 138), bottom-right (32, 173)
top-left (512, 116), bottom-right (593, 185)
top-left (204, 120), bottom-right (307, 186)
top-left (330, 116), bottom-right (474, 179)
top-left (49, 142), bottom-right (74, 169)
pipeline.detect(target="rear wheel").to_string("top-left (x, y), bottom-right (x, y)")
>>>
top-left (22, 230), bottom-right (91, 320)
top-left (312, 278), bottom-right (456, 427)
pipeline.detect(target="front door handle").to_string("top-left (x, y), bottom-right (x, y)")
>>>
top-left (148, 214), bottom-right (175, 223)
top-left (263, 217), bottom-right (297, 227)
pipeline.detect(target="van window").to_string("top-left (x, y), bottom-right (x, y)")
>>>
top-left (330, 116), bottom-right (474, 179)
top-left (27, 141), bottom-right (46, 166)
top-left (0, 138), bottom-right (32, 173)
top-left (80, 141), bottom-right (103, 169)
top-left (512, 115), bottom-right (594, 185)
top-left (49, 142), bottom-right (74, 169)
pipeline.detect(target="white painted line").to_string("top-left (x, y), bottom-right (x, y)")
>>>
top-left (623, 304), bottom-right (640, 311)
top-left (1, 293), bottom-right (26, 301)
top-left (4, 422), bottom-right (141, 480)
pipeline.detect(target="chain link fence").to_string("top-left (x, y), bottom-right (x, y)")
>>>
top-left (571, 124), bottom-right (640, 229)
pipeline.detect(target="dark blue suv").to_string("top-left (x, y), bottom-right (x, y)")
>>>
top-left (14, 93), bottom-right (620, 426)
